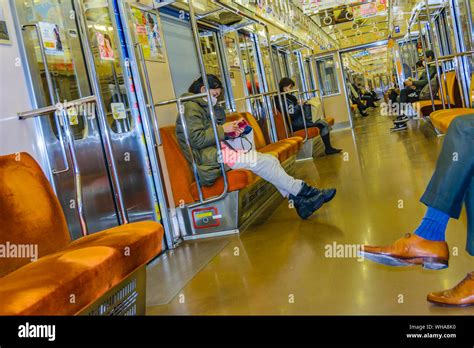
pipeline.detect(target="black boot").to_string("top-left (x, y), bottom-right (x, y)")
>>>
top-left (322, 134), bottom-right (342, 155)
top-left (299, 183), bottom-right (337, 203)
top-left (289, 190), bottom-right (325, 220)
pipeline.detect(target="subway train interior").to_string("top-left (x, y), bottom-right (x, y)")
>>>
top-left (1, 0), bottom-right (474, 321)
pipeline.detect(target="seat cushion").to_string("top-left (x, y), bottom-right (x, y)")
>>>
top-left (293, 127), bottom-right (320, 139)
top-left (0, 221), bottom-right (163, 315)
top-left (431, 109), bottom-right (474, 133)
top-left (413, 100), bottom-right (454, 116)
top-left (190, 169), bottom-right (254, 201)
top-left (281, 136), bottom-right (304, 152)
top-left (259, 142), bottom-right (294, 162)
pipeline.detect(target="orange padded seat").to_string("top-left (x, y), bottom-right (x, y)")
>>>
top-left (293, 127), bottom-right (320, 139)
top-left (159, 126), bottom-right (253, 205)
top-left (0, 153), bottom-right (163, 315)
top-left (429, 74), bottom-right (474, 133)
top-left (431, 111), bottom-right (474, 133)
top-left (190, 169), bottom-right (255, 201)
top-left (413, 71), bottom-right (461, 117)
top-left (273, 109), bottom-right (319, 141)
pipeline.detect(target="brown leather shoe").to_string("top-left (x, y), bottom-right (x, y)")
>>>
top-left (359, 233), bottom-right (449, 270)
top-left (428, 272), bottom-right (474, 306)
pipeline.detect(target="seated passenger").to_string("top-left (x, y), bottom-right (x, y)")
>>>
top-left (274, 78), bottom-right (342, 155)
top-left (358, 85), bottom-right (377, 108)
top-left (348, 81), bottom-right (369, 117)
top-left (175, 74), bottom-right (337, 220)
top-left (391, 50), bottom-right (437, 132)
top-left (360, 115), bottom-right (474, 306)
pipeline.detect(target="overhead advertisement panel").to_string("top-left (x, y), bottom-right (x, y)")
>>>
top-left (301, 0), bottom-right (387, 19)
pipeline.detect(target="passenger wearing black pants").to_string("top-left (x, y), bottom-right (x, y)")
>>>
top-left (358, 85), bottom-right (378, 108)
top-left (348, 82), bottom-right (368, 116)
top-left (275, 78), bottom-right (342, 155)
top-left (362, 115), bottom-right (474, 306)
top-left (391, 50), bottom-right (437, 132)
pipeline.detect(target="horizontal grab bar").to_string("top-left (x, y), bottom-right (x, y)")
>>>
top-left (18, 95), bottom-right (97, 119)
top-left (154, 93), bottom-right (208, 107)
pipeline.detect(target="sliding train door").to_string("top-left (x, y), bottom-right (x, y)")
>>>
top-left (12, 0), bottom-right (160, 240)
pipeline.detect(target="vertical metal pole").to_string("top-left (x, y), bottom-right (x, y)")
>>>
top-left (418, 14), bottom-right (436, 111)
top-left (22, 24), bottom-right (70, 173)
top-left (265, 27), bottom-right (286, 141)
top-left (425, 1), bottom-right (447, 109)
top-left (60, 108), bottom-right (88, 236)
top-left (188, 0), bottom-right (229, 194)
top-left (75, 0), bottom-right (129, 224)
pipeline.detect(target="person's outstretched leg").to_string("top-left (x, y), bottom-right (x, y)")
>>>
top-left (361, 115), bottom-right (474, 271)
top-left (224, 149), bottom-right (336, 220)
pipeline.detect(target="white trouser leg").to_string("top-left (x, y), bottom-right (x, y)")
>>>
top-left (222, 147), bottom-right (303, 198)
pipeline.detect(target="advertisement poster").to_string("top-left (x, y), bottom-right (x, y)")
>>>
top-left (39, 21), bottom-right (64, 56)
top-left (131, 8), bottom-right (165, 62)
top-left (96, 31), bottom-right (114, 61)
top-left (0, 0), bottom-right (11, 45)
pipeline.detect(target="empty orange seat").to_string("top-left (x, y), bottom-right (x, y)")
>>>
top-left (190, 169), bottom-right (254, 201)
top-left (413, 71), bottom-right (462, 117)
top-left (429, 74), bottom-right (474, 133)
top-left (293, 127), bottom-right (320, 139)
top-left (0, 153), bottom-right (163, 315)
top-left (273, 109), bottom-right (319, 140)
top-left (260, 142), bottom-right (294, 161)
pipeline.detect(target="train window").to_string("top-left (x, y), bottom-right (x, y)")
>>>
top-left (257, 34), bottom-right (276, 92)
top-left (83, 3), bottom-right (133, 134)
top-left (159, 14), bottom-right (200, 97)
top-left (222, 32), bottom-right (246, 111)
top-left (316, 55), bottom-right (340, 96)
top-left (293, 51), bottom-right (307, 93)
top-left (197, 27), bottom-right (238, 110)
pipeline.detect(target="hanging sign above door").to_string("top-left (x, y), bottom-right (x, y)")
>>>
top-left (38, 22), bottom-right (64, 56)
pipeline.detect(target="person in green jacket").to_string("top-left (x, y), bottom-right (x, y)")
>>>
top-left (176, 74), bottom-right (337, 220)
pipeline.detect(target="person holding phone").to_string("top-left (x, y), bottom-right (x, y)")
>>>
top-left (175, 75), bottom-right (337, 220)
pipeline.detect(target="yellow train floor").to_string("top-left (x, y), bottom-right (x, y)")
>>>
top-left (147, 109), bottom-right (473, 315)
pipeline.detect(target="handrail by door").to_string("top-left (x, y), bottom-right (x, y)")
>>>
top-left (21, 24), bottom-right (69, 174)
top-left (17, 95), bottom-right (97, 237)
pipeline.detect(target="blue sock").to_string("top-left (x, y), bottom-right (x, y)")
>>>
top-left (414, 207), bottom-right (450, 241)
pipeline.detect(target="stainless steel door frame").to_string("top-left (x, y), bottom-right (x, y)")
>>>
top-left (116, 0), bottom-right (179, 249)
top-left (10, 0), bottom-right (120, 239)
top-left (74, 0), bottom-right (129, 225)
top-left (75, 0), bottom-right (160, 229)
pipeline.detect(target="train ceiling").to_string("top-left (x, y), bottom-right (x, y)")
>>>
top-left (299, 0), bottom-right (420, 48)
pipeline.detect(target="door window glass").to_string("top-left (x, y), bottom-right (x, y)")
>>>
top-left (83, 0), bottom-right (133, 134)
top-left (316, 56), bottom-right (340, 96)
top-left (17, 0), bottom-right (90, 140)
